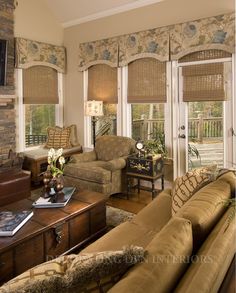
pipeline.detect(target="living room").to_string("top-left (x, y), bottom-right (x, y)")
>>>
top-left (0, 0), bottom-right (235, 292)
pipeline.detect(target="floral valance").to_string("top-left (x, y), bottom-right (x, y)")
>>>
top-left (170, 13), bottom-right (235, 60)
top-left (78, 12), bottom-right (235, 70)
top-left (15, 38), bottom-right (66, 73)
top-left (118, 27), bottom-right (169, 66)
top-left (78, 38), bottom-right (118, 71)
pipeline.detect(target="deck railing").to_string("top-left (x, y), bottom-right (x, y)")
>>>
top-left (25, 134), bottom-right (47, 147)
top-left (133, 116), bottom-right (223, 142)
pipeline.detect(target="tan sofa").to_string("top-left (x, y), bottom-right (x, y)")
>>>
top-left (64, 135), bottom-right (136, 196)
top-left (1, 171), bottom-right (235, 293)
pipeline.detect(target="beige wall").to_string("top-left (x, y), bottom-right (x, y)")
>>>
top-left (14, 0), bottom-right (63, 45)
top-left (64, 0), bottom-right (234, 145)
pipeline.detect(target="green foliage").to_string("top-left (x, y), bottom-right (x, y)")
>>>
top-left (25, 105), bottom-right (55, 135)
top-left (144, 130), bottom-right (167, 157)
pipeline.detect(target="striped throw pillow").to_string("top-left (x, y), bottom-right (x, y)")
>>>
top-left (45, 127), bottom-right (71, 149)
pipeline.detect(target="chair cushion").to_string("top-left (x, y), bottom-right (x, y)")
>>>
top-left (64, 161), bottom-right (112, 184)
top-left (95, 135), bottom-right (135, 161)
top-left (23, 146), bottom-right (82, 160)
top-left (109, 217), bottom-right (193, 293)
top-left (45, 127), bottom-right (71, 149)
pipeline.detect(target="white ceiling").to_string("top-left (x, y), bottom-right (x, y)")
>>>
top-left (44, 0), bottom-right (165, 27)
top-left (43, 0), bottom-right (234, 28)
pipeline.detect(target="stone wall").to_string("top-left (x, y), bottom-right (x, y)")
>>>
top-left (0, 0), bottom-right (15, 160)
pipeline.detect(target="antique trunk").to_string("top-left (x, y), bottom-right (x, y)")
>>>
top-left (127, 155), bottom-right (164, 177)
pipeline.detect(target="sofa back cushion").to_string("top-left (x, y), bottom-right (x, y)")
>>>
top-left (109, 217), bottom-right (193, 293)
top-left (174, 179), bottom-right (231, 249)
top-left (95, 135), bottom-right (136, 161)
top-left (175, 206), bottom-right (236, 293)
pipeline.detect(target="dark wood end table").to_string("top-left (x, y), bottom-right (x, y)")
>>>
top-left (126, 155), bottom-right (164, 199)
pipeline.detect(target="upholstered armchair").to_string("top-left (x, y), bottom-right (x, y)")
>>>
top-left (64, 135), bottom-right (136, 196)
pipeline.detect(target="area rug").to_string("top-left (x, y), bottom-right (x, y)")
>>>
top-left (106, 206), bottom-right (135, 228)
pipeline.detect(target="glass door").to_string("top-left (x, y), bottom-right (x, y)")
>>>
top-left (177, 60), bottom-right (233, 176)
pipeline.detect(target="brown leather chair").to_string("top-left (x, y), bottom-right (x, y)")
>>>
top-left (0, 170), bottom-right (31, 207)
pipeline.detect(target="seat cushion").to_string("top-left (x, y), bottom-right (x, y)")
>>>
top-left (82, 221), bottom-right (157, 253)
top-left (64, 161), bottom-right (112, 184)
top-left (95, 135), bottom-right (135, 161)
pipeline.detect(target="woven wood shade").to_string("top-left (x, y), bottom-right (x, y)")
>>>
top-left (128, 58), bottom-right (166, 103)
top-left (23, 66), bottom-right (58, 104)
top-left (179, 49), bottom-right (231, 63)
top-left (88, 64), bottom-right (117, 103)
top-left (182, 63), bottom-right (226, 102)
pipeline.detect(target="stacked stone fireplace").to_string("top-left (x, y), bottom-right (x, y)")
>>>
top-left (0, 0), bottom-right (16, 162)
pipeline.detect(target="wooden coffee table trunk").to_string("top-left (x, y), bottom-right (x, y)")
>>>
top-left (0, 189), bottom-right (107, 285)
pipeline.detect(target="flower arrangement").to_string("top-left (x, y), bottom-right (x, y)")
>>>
top-left (47, 148), bottom-right (65, 177)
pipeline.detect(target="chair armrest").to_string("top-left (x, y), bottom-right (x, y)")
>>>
top-left (103, 158), bottom-right (127, 171)
top-left (70, 151), bottom-right (97, 163)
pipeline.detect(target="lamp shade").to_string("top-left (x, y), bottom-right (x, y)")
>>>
top-left (85, 100), bottom-right (103, 116)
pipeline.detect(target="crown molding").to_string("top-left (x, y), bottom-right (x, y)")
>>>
top-left (62, 0), bottom-right (165, 28)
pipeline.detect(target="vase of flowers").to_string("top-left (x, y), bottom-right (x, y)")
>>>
top-left (43, 148), bottom-right (65, 198)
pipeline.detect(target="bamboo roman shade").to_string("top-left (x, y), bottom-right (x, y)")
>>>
top-left (182, 63), bottom-right (226, 102)
top-left (23, 66), bottom-right (58, 104)
top-left (88, 64), bottom-right (118, 103)
top-left (128, 58), bottom-right (167, 103)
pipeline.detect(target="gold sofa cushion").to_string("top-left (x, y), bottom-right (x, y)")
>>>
top-left (131, 189), bottom-right (172, 232)
top-left (175, 206), bottom-right (236, 293)
top-left (95, 135), bottom-right (135, 161)
top-left (174, 179), bottom-right (231, 249)
top-left (109, 217), bottom-right (193, 293)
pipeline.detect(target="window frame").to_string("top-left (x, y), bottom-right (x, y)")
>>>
top-left (16, 69), bottom-right (64, 151)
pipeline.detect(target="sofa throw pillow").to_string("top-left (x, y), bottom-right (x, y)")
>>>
top-left (65, 246), bottom-right (145, 292)
top-left (171, 168), bottom-right (212, 215)
top-left (0, 255), bottom-right (76, 293)
top-left (45, 127), bottom-right (71, 149)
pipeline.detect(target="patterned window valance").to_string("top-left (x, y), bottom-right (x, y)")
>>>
top-left (78, 38), bottom-right (118, 71)
top-left (118, 27), bottom-right (169, 66)
top-left (15, 38), bottom-right (66, 73)
top-left (170, 13), bottom-right (235, 60)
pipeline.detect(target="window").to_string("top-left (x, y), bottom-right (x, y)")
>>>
top-left (25, 104), bottom-right (56, 147)
top-left (128, 58), bottom-right (167, 145)
top-left (131, 103), bottom-right (165, 141)
top-left (87, 64), bottom-right (118, 143)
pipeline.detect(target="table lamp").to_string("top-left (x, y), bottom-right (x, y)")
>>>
top-left (85, 100), bottom-right (104, 147)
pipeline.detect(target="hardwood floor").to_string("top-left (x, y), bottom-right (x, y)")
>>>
top-left (107, 180), bottom-right (173, 214)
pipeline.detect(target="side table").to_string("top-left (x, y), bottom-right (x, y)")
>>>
top-left (126, 155), bottom-right (164, 199)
